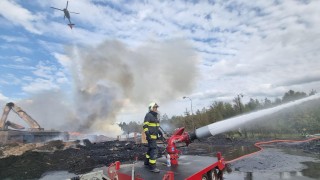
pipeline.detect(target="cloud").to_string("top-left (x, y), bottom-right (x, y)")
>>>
top-left (52, 52), bottom-right (72, 68)
top-left (1, 0), bottom-right (320, 123)
top-left (0, 0), bottom-right (43, 34)
top-left (0, 74), bottom-right (21, 86)
top-left (19, 61), bottom-right (68, 94)
top-left (0, 92), bottom-right (9, 102)
top-left (197, 0), bottom-right (320, 102)
top-left (32, 61), bottom-right (57, 79)
top-left (22, 78), bottom-right (59, 93)
top-left (0, 56), bottom-right (30, 63)
top-left (37, 40), bottom-right (64, 54)
top-left (0, 44), bottom-right (32, 54)
top-left (0, 64), bottom-right (35, 71)
top-left (0, 35), bottom-right (27, 43)
top-left (274, 75), bottom-right (320, 87)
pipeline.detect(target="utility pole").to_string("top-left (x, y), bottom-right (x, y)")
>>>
top-left (237, 94), bottom-right (243, 113)
top-left (183, 96), bottom-right (193, 115)
top-left (183, 96), bottom-right (194, 130)
top-left (237, 94), bottom-right (247, 138)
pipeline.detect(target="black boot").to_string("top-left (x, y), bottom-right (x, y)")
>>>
top-left (149, 165), bottom-right (160, 173)
top-left (144, 158), bottom-right (149, 166)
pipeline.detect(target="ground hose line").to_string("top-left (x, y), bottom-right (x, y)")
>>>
top-left (225, 136), bottom-right (320, 164)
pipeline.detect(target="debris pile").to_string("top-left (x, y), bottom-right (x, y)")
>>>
top-left (0, 140), bottom-right (77, 158)
top-left (0, 140), bottom-right (158, 180)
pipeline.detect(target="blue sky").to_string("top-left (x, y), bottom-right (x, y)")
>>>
top-left (1, 0), bottom-right (320, 136)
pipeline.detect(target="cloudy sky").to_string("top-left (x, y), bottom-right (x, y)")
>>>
top-left (0, 0), bottom-right (320, 135)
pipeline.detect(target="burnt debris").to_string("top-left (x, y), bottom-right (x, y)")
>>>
top-left (0, 140), bottom-right (163, 180)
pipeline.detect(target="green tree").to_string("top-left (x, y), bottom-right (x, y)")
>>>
top-left (263, 98), bottom-right (272, 108)
top-left (165, 89), bottom-right (319, 138)
top-left (118, 121), bottom-right (142, 135)
top-left (282, 90), bottom-right (307, 102)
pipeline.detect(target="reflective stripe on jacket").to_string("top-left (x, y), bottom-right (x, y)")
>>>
top-left (143, 111), bottom-right (160, 140)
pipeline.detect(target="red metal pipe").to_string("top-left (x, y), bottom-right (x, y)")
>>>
top-left (166, 127), bottom-right (193, 165)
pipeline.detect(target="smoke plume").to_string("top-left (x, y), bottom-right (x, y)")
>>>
top-left (69, 39), bottom-right (199, 132)
top-left (1, 39), bottom-right (198, 136)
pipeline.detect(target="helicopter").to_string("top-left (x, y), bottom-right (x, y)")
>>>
top-left (51, 1), bottom-right (79, 29)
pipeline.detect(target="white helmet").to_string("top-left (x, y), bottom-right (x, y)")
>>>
top-left (148, 102), bottom-right (159, 110)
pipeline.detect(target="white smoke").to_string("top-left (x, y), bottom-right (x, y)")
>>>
top-left (0, 39), bottom-right (198, 136)
top-left (68, 39), bottom-right (199, 132)
top-left (3, 91), bottom-right (73, 131)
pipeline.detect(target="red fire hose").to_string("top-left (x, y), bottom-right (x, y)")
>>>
top-left (226, 137), bottom-right (320, 164)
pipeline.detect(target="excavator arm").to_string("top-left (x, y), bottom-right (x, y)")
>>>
top-left (0, 102), bottom-right (14, 130)
top-left (0, 102), bottom-right (42, 131)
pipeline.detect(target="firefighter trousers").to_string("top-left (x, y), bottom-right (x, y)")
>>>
top-left (145, 139), bottom-right (158, 168)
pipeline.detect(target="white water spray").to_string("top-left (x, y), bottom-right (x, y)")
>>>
top-left (195, 94), bottom-right (320, 139)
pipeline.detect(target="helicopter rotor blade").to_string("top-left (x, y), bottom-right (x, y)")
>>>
top-left (69, 12), bottom-right (79, 14)
top-left (51, 7), bottom-right (64, 11)
top-left (66, 1), bottom-right (69, 9)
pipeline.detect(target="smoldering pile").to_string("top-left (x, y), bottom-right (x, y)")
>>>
top-left (0, 140), bottom-right (164, 180)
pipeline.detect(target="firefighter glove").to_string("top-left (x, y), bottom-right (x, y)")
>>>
top-left (145, 131), bottom-right (151, 141)
top-left (158, 130), bottom-right (163, 140)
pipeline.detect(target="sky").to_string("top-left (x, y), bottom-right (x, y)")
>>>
top-left (0, 0), bottom-right (320, 136)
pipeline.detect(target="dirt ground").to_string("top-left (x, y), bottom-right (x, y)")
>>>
top-left (0, 136), bottom-right (319, 180)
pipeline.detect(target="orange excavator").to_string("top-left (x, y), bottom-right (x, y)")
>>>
top-left (0, 102), bottom-right (43, 131)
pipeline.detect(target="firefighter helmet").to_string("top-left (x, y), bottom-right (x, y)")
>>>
top-left (148, 102), bottom-right (159, 110)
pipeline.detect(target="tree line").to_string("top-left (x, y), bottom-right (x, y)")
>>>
top-left (119, 90), bottom-right (320, 138)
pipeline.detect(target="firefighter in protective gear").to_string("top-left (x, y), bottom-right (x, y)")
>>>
top-left (143, 102), bottom-right (163, 173)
